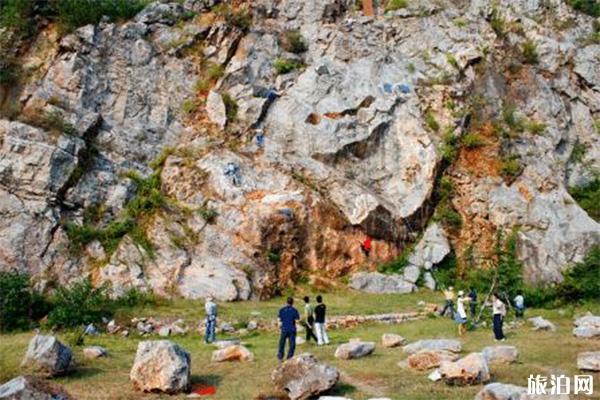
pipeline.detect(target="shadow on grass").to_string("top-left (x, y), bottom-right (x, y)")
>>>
top-left (191, 374), bottom-right (222, 387)
top-left (64, 367), bottom-right (103, 379)
top-left (324, 381), bottom-right (357, 396)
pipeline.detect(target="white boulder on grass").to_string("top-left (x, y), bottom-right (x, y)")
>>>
top-left (21, 335), bottom-right (72, 377)
top-left (334, 341), bottom-right (375, 359)
top-left (403, 339), bottom-right (461, 354)
top-left (130, 340), bottom-right (191, 393)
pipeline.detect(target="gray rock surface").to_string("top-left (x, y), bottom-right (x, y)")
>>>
top-left (573, 313), bottom-right (600, 338)
top-left (271, 353), bottom-right (339, 400)
top-left (21, 335), bottom-right (72, 377)
top-left (211, 345), bottom-right (254, 362)
top-left (403, 339), bottom-right (462, 355)
top-left (577, 351), bottom-right (600, 371)
top-left (481, 345), bottom-right (519, 364)
top-left (349, 272), bottom-right (415, 294)
top-left (334, 341), bottom-right (375, 360)
top-left (381, 333), bottom-right (406, 348)
top-left (528, 316), bottom-right (556, 332)
top-left (130, 340), bottom-right (191, 393)
top-left (0, 376), bottom-right (69, 400)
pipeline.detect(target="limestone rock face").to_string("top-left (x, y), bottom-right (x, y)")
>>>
top-left (0, 376), bottom-right (69, 400)
top-left (334, 341), bottom-right (375, 360)
top-left (1, 0), bottom-right (599, 297)
top-left (130, 340), bottom-right (191, 394)
top-left (21, 335), bottom-right (72, 377)
top-left (349, 272), bottom-right (415, 294)
top-left (271, 353), bottom-right (339, 400)
top-left (439, 352), bottom-right (490, 386)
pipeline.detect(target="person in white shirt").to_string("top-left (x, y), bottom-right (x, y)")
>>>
top-left (455, 290), bottom-right (470, 336)
top-left (513, 291), bottom-right (525, 319)
top-left (492, 292), bottom-right (506, 341)
top-left (204, 297), bottom-right (217, 344)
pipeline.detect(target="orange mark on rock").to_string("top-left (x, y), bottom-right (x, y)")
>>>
top-left (517, 184), bottom-right (533, 202)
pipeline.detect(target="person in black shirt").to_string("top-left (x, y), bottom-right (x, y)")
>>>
top-left (313, 295), bottom-right (329, 345)
top-left (468, 287), bottom-right (477, 318)
top-left (277, 297), bottom-right (300, 360)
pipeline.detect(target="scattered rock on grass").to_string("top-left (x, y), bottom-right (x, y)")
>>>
top-left (213, 339), bottom-right (241, 349)
top-left (83, 346), bottom-right (107, 359)
top-left (406, 350), bottom-right (459, 371)
top-left (334, 341), bottom-right (375, 360)
top-left (403, 339), bottom-right (461, 354)
top-left (475, 382), bottom-right (526, 400)
top-left (439, 352), bottom-right (490, 385)
top-left (381, 333), bottom-right (406, 348)
top-left (21, 335), bottom-right (72, 377)
top-left (130, 340), bottom-right (191, 393)
top-left (481, 345), bottom-right (518, 364)
top-left (528, 316), bottom-right (556, 331)
top-left (271, 353), bottom-right (339, 400)
top-left (0, 376), bottom-right (70, 400)
top-left (573, 313), bottom-right (600, 338)
top-left (211, 345), bottom-right (254, 362)
top-left (577, 351), bottom-right (600, 371)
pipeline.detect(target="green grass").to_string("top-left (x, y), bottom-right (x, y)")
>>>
top-left (521, 40), bottom-right (539, 64)
top-left (273, 58), bottom-right (303, 75)
top-left (385, 0), bottom-right (408, 12)
top-left (1, 290), bottom-right (599, 399)
top-left (569, 177), bottom-right (600, 222)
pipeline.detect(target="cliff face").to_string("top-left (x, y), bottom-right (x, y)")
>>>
top-left (0, 0), bottom-right (598, 300)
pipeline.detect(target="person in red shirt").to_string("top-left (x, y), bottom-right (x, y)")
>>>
top-left (361, 236), bottom-right (372, 257)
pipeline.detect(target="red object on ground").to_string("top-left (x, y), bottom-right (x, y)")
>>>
top-left (362, 236), bottom-right (372, 251)
top-left (191, 385), bottom-right (217, 396)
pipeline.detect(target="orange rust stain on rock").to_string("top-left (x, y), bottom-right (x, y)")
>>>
top-left (517, 184), bottom-right (533, 202)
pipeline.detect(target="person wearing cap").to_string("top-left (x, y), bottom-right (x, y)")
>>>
top-left (455, 290), bottom-right (470, 336)
top-left (204, 296), bottom-right (218, 344)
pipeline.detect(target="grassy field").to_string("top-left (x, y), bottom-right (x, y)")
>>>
top-left (1, 290), bottom-right (599, 400)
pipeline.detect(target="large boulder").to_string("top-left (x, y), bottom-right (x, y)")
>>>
top-left (407, 223), bottom-right (451, 269)
top-left (211, 345), bottom-right (254, 362)
top-left (439, 352), bottom-right (490, 385)
top-left (406, 350), bottom-right (459, 371)
top-left (528, 316), bottom-right (556, 331)
top-left (271, 353), bottom-right (339, 400)
top-left (577, 351), bottom-right (600, 371)
top-left (475, 382), bottom-right (526, 400)
top-left (334, 341), bottom-right (375, 360)
top-left (349, 272), bottom-right (415, 294)
top-left (403, 339), bottom-right (462, 354)
top-left (0, 376), bottom-right (70, 400)
top-left (381, 333), bottom-right (406, 348)
top-left (130, 340), bottom-right (191, 393)
top-left (482, 346), bottom-right (519, 364)
top-left (573, 313), bottom-right (600, 338)
top-left (21, 335), bottom-right (72, 377)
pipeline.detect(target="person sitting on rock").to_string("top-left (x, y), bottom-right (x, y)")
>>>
top-left (302, 296), bottom-right (319, 343)
top-left (277, 297), bottom-right (300, 361)
top-left (439, 286), bottom-right (455, 318)
top-left (314, 295), bottom-right (330, 345)
top-left (204, 296), bottom-right (217, 344)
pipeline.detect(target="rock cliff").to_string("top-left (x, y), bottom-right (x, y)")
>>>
top-left (1, 0), bottom-right (598, 299)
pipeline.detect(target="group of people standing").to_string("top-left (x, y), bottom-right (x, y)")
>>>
top-left (203, 294), bottom-right (330, 361)
top-left (440, 286), bottom-right (525, 341)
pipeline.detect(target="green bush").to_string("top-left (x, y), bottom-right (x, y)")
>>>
top-left (385, 0), bottom-right (408, 11)
top-left (425, 112), bottom-right (440, 132)
top-left (500, 156), bottom-right (523, 178)
top-left (569, 177), bottom-right (600, 222)
top-left (490, 8), bottom-right (505, 37)
top-left (556, 245), bottom-right (600, 301)
top-left (281, 30), bottom-right (307, 54)
top-left (0, 271), bottom-right (34, 331)
top-left (273, 58), bottom-right (303, 75)
top-left (47, 278), bottom-right (112, 328)
top-left (222, 93), bottom-right (238, 121)
top-left (521, 40), bottom-right (539, 64)
top-left (461, 132), bottom-right (485, 148)
top-left (54, 0), bottom-right (149, 33)
top-left (569, 142), bottom-right (588, 163)
top-left (435, 204), bottom-right (462, 230)
top-left (377, 244), bottom-right (414, 274)
top-left (0, 0), bottom-right (36, 36)
top-left (115, 287), bottom-right (157, 308)
top-left (431, 253), bottom-right (458, 288)
top-left (567, 0), bottom-right (600, 17)
top-left (213, 4), bottom-right (252, 31)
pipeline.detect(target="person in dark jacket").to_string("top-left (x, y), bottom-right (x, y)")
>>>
top-left (314, 295), bottom-right (329, 345)
top-left (468, 287), bottom-right (478, 318)
top-left (277, 297), bottom-right (300, 360)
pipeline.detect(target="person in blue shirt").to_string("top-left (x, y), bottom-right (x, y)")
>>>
top-left (277, 297), bottom-right (300, 361)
